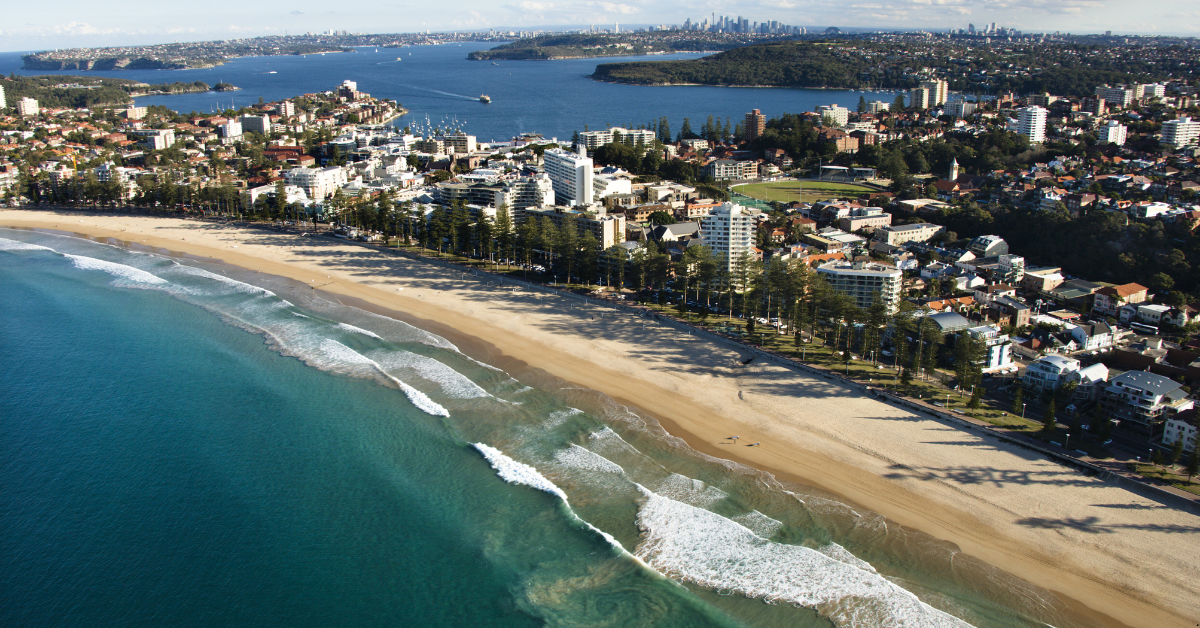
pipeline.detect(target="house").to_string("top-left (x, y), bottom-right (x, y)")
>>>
top-left (990, 296), bottom-right (1032, 328)
top-left (1023, 266), bottom-right (1065, 293)
top-left (1093, 283), bottom-right (1149, 316)
top-left (1065, 321), bottom-right (1115, 352)
top-left (1023, 355), bottom-right (1082, 394)
top-left (1065, 362), bottom-right (1110, 401)
top-left (1134, 304), bottom-right (1172, 326)
top-left (1163, 409), bottom-right (1198, 453)
top-left (967, 325), bottom-right (1016, 374)
top-left (1099, 371), bottom-right (1194, 434)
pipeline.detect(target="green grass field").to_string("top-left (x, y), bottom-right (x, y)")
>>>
top-left (733, 180), bottom-right (872, 204)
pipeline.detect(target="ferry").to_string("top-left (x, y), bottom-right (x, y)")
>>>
top-left (268, 71), bottom-right (277, 74)
top-left (479, 94), bottom-right (491, 103)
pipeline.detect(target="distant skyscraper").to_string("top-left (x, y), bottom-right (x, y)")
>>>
top-left (745, 109), bottom-right (765, 141)
top-left (1017, 106), bottom-right (1048, 144)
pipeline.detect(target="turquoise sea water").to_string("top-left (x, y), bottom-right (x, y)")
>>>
top-left (1, 229), bottom-right (1086, 628)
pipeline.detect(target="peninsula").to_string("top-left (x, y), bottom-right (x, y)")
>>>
top-left (467, 32), bottom-right (778, 61)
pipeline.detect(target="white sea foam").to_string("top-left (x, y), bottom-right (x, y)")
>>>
top-left (473, 443), bottom-right (567, 500)
top-left (818, 542), bottom-right (877, 574)
top-left (368, 349), bottom-right (489, 399)
top-left (168, 263), bottom-right (274, 295)
top-left (319, 339), bottom-right (449, 417)
top-left (634, 489), bottom-right (974, 628)
top-left (543, 407), bottom-right (583, 429)
top-left (337, 322), bottom-right (383, 339)
top-left (654, 473), bottom-right (727, 508)
top-left (0, 237), bottom-right (52, 251)
top-left (553, 444), bottom-right (625, 474)
top-left (64, 254), bottom-right (167, 285)
top-left (731, 510), bottom-right (784, 539)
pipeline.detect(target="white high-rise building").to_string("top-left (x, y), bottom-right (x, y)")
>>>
top-left (543, 146), bottom-right (593, 206)
top-left (0, 85), bottom-right (6, 110)
top-left (945, 98), bottom-right (977, 118)
top-left (1161, 117), bottom-right (1200, 147)
top-left (1017, 106), bottom-right (1048, 144)
top-left (909, 87), bottom-right (930, 110)
top-left (17, 97), bottom-right (39, 116)
top-left (238, 114), bottom-right (272, 135)
top-left (816, 104), bottom-right (850, 127)
top-left (699, 202), bottom-right (757, 273)
top-left (1098, 120), bottom-right (1127, 146)
top-left (920, 79), bottom-right (949, 106)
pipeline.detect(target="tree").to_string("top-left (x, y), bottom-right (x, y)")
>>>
top-left (893, 93), bottom-right (906, 112)
top-left (1186, 447), bottom-right (1199, 484)
top-left (967, 385), bottom-right (983, 409)
top-left (857, 95), bottom-right (867, 113)
top-left (647, 210), bottom-right (675, 226)
top-left (745, 313), bottom-right (756, 337)
top-left (1169, 438), bottom-right (1184, 467)
top-left (1042, 398), bottom-right (1057, 433)
top-left (1012, 387), bottom-right (1024, 416)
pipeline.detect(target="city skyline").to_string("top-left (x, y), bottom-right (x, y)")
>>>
top-left (2, 0), bottom-right (1199, 53)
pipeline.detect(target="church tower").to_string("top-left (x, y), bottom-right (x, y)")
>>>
top-left (949, 157), bottom-right (959, 182)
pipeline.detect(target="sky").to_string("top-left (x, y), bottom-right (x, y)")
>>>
top-left (2, 0), bottom-right (1198, 52)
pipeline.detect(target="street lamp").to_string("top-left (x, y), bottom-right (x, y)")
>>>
top-left (1065, 433), bottom-right (1071, 450)
top-left (1021, 403), bottom-right (1027, 420)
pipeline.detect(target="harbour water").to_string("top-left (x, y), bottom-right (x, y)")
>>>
top-left (1, 229), bottom-right (1086, 628)
top-left (0, 44), bottom-right (899, 142)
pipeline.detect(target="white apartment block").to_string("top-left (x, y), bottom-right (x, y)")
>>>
top-left (126, 129), bottom-right (176, 150)
top-left (920, 79), bottom-right (949, 106)
top-left (1098, 120), bottom-right (1127, 146)
top-left (577, 126), bottom-right (656, 150)
top-left (866, 100), bottom-right (890, 114)
top-left (218, 121), bottom-right (243, 138)
top-left (0, 85), bottom-right (6, 109)
top-left (284, 166), bottom-right (349, 200)
top-left (592, 173), bottom-right (632, 201)
top-left (1023, 355), bottom-right (1081, 395)
top-left (276, 100), bottom-right (296, 117)
top-left (875, 222), bottom-right (945, 246)
top-left (238, 114), bottom-right (272, 135)
top-left (909, 87), bottom-right (930, 110)
top-left (17, 97), bottom-right (39, 117)
top-left (815, 261), bottom-right (903, 314)
top-left (1095, 84), bottom-right (1134, 108)
top-left (967, 325), bottom-right (1015, 374)
top-left (944, 99), bottom-right (977, 118)
top-left (1017, 106), bottom-right (1048, 144)
top-left (1162, 117), bottom-right (1200, 147)
top-left (441, 132), bottom-right (477, 154)
top-left (543, 147), bottom-right (593, 206)
top-left (816, 104), bottom-right (850, 127)
top-left (700, 202), bottom-right (757, 273)
top-left (524, 206), bottom-right (626, 249)
top-left (1100, 371), bottom-right (1194, 431)
top-left (1136, 83), bottom-right (1166, 100)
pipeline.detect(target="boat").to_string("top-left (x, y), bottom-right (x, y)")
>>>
top-left (397, 57), bottom-right (403, 61)
top-left (492, 61), bottom-right (498, 66)
top-left (268, 71), bottom-right (277, 74)
top-left (479, 94), bottom-right (491, 103)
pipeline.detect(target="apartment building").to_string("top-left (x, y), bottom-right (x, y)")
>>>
top-left (543, 147), bottom-right (593, 206)
top-left (815, 260), bottom-right (903, 314)
top-left (1099, 371), bottom-right (1194, 432)
top-left (577, 126), bottom-right (656, 150)
top-left (17, 97), bottom-right (39, 117)
top-left (284, 166), bottom-right (349, 200)
top-left (699, 202), bottom-right (758, 272)
top-left (1162, 117), bottom-right (1200, 147)
top-left (875, 222), bottom-right (945, 245)
top-left (1017, 106), bottom-right (1048, 144)
top-left (1098, 120), bottom-right (1127, 146)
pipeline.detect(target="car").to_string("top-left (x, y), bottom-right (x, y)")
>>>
top-left (932, 402), bottom-right (945, 407)
top-left (1102, 439), bottom-right (1112, 446)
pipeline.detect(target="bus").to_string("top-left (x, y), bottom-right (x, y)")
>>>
top-left (1130, 322), bottom-right (1158, 335)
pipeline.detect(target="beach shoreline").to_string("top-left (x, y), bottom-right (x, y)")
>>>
top-left (4, 209), bottom-right (1198, 628)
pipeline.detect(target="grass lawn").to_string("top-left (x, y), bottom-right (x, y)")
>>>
top-left (733, 180), bottom-right (873, 204)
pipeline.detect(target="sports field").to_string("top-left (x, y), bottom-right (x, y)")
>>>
top-left (733, 180), bottom-right (872, 204)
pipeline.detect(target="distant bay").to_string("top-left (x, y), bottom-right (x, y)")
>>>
top-left (0, 44), bottom-right (897, 142)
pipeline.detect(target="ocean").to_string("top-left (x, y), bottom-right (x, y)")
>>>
top-left (0, 228), bottom-right (1087, 628)
top-left (0, 44), bottom-right (902, 143)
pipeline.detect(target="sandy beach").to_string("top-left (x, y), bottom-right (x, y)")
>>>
top-left (4, 210), bottom-right (1198, 628)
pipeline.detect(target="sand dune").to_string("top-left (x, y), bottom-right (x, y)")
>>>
top-left (4, 210), bottom-right (1198, 628)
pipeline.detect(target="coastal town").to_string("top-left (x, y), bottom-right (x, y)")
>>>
top-left (2, 66), bottom-right (1199, 489)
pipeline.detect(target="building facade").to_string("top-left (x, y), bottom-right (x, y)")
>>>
top-left (284, 166), bottom-right (349, 200)
top-left (815, 261), bottom-right (903, 314)
top-left (543, 147), bottom-right (594, 206)
top-left (17, 97), bottom-right (39, 117)
top-left (700, 202), bottom-right (757, 273)
top-left (1098, 120), bottom-right (1127, 146)
top-left (745, 109), bottom-right (765, 140)
top-left (1099, 371), bottom-right (1194, 432)
top-left (1162, 117), bottom-right (1200, 147)
top-left (1017, 106), bottom-right (1048, 144)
